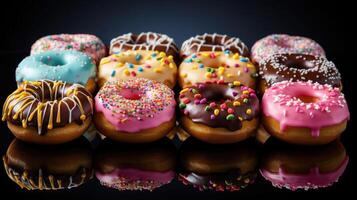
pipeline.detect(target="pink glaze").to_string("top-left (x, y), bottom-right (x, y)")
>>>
top-left (31, 34), bottom-right (107, 64)
top-left (260, 156), bottom-right (349, 190)
top-left (95, 78), bottom-right (176, 133)
top-left (262, 81), bottom-right (349, 137)
top-left (96, 168), bottom-right (175, 184)
top-left (251, 34), bottom-right (325, 64)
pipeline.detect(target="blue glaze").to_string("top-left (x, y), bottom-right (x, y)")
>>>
top-left (16, 50), bottom-right (96, 85)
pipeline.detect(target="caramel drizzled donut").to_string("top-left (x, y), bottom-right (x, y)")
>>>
top-left (110, 32), bottom-right (179, 61)
top-left (2, 80), bottom-right (93, 143)
top-left (258, 54), bottom-right (341, 93)
top-left (181, 33), bottom-right (249, 58)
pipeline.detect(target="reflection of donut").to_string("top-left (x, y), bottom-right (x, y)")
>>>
top-left (262, 81), bottom-right (349, 145)
top-left (16, 50), bottom-right (97, 93)
top-left (251, 34), bottom-right (325, 64)
top-left (260, 140), bottom-right (348, 190)
top-left (179, 83), bottom-right (259, 144)
top-left (94, 78), bottom-right (176, 143)
top-left (94, 138), bottom-right (176, 191)
top-left (98, 50), bottom-right (177, 88)
top-left (3, 138), bottom-right (93, 190)
top-left (181, 33), bottom-right (249, 58)
top-left (31, 34), bottom-right (106, 64)
top-left (178, 138), bottom-right (258, 191)
top-left (110, 32), bottom-right (179, 62)
top-left (2, 80), bottom-right (94, 144)
top-left (258, 54), bottom-right (341, 93)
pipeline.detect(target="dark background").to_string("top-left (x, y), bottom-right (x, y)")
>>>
top-left (0, 0), bottom-right (353, 199)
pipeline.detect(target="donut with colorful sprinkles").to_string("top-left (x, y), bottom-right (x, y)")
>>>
top-left (258, 54), bottom-right (341, 93)
top-left (178, 51), bottom-right (257, 89)
top-left (178, 82), bottom-right (259, 144)
top-left (181, 33), bottom-right (249, 58)
top-left (31, 34), bottom-right (107, 64)
top-left (98, 50), bottom-right (177, 88)
top-left (2, 80), bottom-right (94, 144)
top-left (262, 81), bottom-right (349, 145)
top-left (251, 34), bottom-right (325, 64)
top-left (94, 78), bottom-right (176, 143)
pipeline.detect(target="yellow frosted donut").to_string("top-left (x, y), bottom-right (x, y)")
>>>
top-left (178, 50), bottom-right (257, 88)
top-left (98, 50), bottom-right (177, 88)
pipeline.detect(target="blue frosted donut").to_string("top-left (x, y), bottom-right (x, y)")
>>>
top-left (16, 50), bottom-right (96, 91)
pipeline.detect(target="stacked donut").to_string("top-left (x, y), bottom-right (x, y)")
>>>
top-left (94, 32), bottom-right (179, 143)
top-left (177, 33), bottom-right (260, 144)
top-left (3, 34), bottom-right (107, 144)
top-left (252, 34), bottom-right (349, 145)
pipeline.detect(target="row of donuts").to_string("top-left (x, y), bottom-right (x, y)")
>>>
top-left (175, 33), bottom-right (348, 145)
top-left (3, 137), bottom-right (349, 191)
top-left (2, 32), bottom-right (349, 145)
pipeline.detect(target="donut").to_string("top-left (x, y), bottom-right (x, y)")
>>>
top-left (110, 32), bottom-right (179, 62)
top-left (98, 50), bottom-right (177, 88)
top-left (3, 138), bottom-right (93, 190)
top-left (260, 140), bottom-right (348, 190)
top-left (251, 34), bottom-right (325, 64)
top-left (178, 51), bottom-right (257, 89)
top-left (94, 138), bottom-right (176, 191)
top-left (258, 53), bottom-right (341, 93)
top-left (262, 81), bottom-right (349, 145)
top-left (181, 33), bottom-right (249, 58)
top-left (16, 50), bottom-right (97, 93)
top-left (94, 78), bottom-right (176, 143)
top-left (178, 82), bottom-right (259, 144)
top-left (178, 138), bottom-right (258, 191)
top-left (31, 34), bottom-right (106, 64)
top-left (2, 80), bottom-right (94, 144)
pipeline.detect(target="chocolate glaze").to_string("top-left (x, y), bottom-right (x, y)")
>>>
top-left (179, 83), bottom-right (259, 131)
top-left (181, 33), bottom-right (250, 58)
top-left (110, 32), bottom-right (179, 62)
top-left (2, 80), bottom-right (93, 135)
top-left (259, 54), bottom-right (341, 88)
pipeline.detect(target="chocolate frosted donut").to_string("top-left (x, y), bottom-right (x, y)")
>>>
top-left (2, 80), bottom-right (93, 144)
top-left (179, 83), bottom-right (259, 144)
top-left (110, 32), bottom-right (179, 61)
top-left (181, 33), bottom-right (249, 58)
top-left (258, 54), bottom-right (341, 93)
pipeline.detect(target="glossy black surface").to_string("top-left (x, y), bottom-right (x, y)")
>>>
top-left (0, 0), bottom-right (352, 198)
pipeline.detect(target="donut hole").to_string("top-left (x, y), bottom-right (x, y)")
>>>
top-left (119, 88), bottom-right (141, 100)
top-left (285, 58), bottom-right (315, 70)
top-left (296, 95), bottom-right (319, 103)
top-left (41, 57), bottom-right (67, 67)
top-left (202, 86), bottom-right (234, 103)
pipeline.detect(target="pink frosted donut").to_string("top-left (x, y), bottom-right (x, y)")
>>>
top-left (262, 81), bottom-right (349, 145)
top-left (96, 168), bottom-right (175, 191)
top-left (94, 78), bottom-right (176, 143)
top-left (31, 34), bottom-right (107, 64)
top-left (251, 34), bottom-right (325, 64)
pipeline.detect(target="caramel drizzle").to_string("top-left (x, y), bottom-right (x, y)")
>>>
top-left (110, 32), bottom-right (178, 53)
top-left (2, 80), bottom-right (93, 134)
top-left (3, 157), bottom-right (90, 190)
